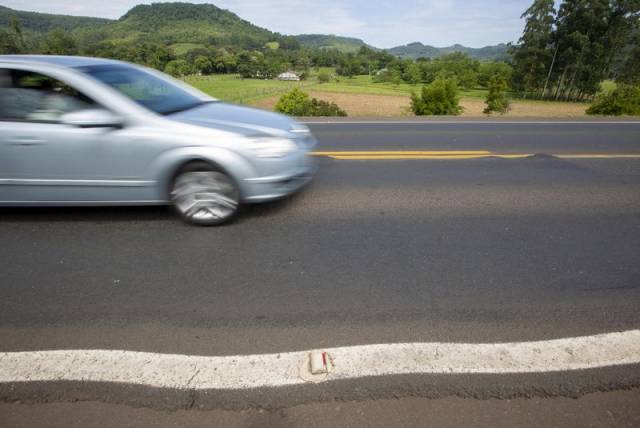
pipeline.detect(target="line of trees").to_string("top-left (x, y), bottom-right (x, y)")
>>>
top-left (511, 0), bottom-right (640, 101)
top-left (0, 18), bottom-right (515, 90)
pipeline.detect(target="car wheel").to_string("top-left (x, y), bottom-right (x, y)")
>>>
top-left (170, 162), bottom-right (240, 226)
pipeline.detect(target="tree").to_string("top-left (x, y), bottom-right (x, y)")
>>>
top-left (41, 27), bottom-right (77, 55)
top-left (484, 76), bottom-right (511, 114)
top-left (511, 0), bottom-right (639, 101)
top-left (614, 10), bottom-right (640, 85)
top-left (164, 59), bottom-right (192, 77)
top-left (403, 61), bottom-right (421, 84)
top-left (336, 55), bottom-right (361, 77)
top-left (236, 51), bottom-right (264, 78)
top-left (211, 48), bottom-right (237, 73)
top-left (617, 43), bottom-right (640, 85)
top-left (194, 55), bottom-right (213, 75)
top-left (478, 62), bottom-right (513, 88)
top-left (2, 17), bottom-right (27, 53)
top-left (510, 0), bottom-right (556, 97)
top-left (430, 53), bottom-right (480, 89)
top-left (410, 77), bottom-right (463, 116)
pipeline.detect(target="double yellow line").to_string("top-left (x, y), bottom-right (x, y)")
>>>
top-left (311, 151), bottom-right (640, 160)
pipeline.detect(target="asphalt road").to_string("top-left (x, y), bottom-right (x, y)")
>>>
top-left (1, 120), bottom-right (640, 409)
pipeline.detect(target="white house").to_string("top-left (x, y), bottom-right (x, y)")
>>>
top-left (277, 71), bottom-right (300, 81)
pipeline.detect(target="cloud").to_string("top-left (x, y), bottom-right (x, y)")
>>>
top-left (214, 0), bottom-right (366, 36)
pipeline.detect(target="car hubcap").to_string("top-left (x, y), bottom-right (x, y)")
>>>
top-left (171, 171), bottom-right (238, 221)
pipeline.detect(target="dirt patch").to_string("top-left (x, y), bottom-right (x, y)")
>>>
top-left (252, 91), bottom-right (589, 118)
top-left (252, 92), bottom-right (413, 117)
top-left (461, 99), bottom-right (588, 117)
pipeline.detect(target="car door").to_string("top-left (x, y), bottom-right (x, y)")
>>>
top-left (0, 66), bottom-right (156, 203)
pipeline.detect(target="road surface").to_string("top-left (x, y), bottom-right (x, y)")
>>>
top-left (1, 120), bottom-right (639, 413)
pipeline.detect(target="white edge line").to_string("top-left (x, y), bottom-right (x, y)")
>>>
top-left (302, 121), bottom-right (640, 125)
top-left (1, 330), bottom-right (640, 390)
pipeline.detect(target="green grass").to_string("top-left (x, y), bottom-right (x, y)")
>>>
top-left (169, 43), bottom-right (206, 56)
top-left (184, 74), bottom-right (313, 104)
top-left (184, 73), bottom-right (491, 105)
top-left (308, 73), bottom-right (488, 99)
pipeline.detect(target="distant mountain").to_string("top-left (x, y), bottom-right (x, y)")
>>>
top-left (295, 34), bottom-right (369, 53)
top-left (0, 3), bottom-right (295, 52)
top-left (389, 42), bottom-right (510, 61)
top-left (0, 5), bottom-right (112, 33)
top-left (107, 3), bottom-right (283, 46)
top-left (1, 3), bottom-right (511, 60)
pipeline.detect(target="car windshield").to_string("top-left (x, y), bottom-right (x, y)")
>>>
top-left (79, 64), bottom-right (208, 115)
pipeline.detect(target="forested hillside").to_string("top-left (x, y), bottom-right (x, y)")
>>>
top-left (0, 5), bottom-right (111, 32)
top-left (389, 42), bottom-right (510, 60)
top-left (295, 34), bottom-right (369, 53)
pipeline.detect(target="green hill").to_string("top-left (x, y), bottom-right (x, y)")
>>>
top-left (1, 3), bottom-right (510, 60)
top-left (106, 3), bottom-right (285, 46)
top-left (0, 5), bottom-right (112, 33)
top-left (389, 42), bottom-right (510, 61)
top-left (0, 3), bottom-right (297, 52)
top-left (295, 34), bottom-right (369, 53)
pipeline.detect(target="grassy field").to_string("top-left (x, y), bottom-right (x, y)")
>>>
top-left (184, 72), bottom-right (591, 117)
top-left (183, 74), bottom-right (312, 104)
top-left (310, 75), bottom-right (489, 99)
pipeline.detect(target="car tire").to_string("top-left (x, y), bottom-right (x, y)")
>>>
top-left (170, 162), bottom-right (240, 226)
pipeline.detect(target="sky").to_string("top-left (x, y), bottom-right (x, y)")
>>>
top-left (1, 0), bottom-right (544, 48)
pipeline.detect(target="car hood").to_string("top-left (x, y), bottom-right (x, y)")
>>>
top-left (167, 101), bottom-right (300, 138)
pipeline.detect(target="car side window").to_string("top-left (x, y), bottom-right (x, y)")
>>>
top-left (0, 68), bottom-right (97, 123)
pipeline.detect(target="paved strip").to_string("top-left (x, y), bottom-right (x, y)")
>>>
top-left (2, 330), bottom-right (639, 390)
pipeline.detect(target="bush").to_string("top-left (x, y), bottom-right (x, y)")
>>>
top-left (587, 84), bottom-right (640, 116)
top-left (484, 76), bottom-right (511, 115)
top-left (310, 98), bottom-right (347, 116)
top-left (275, 88), bottom-right (311, 116)
top-left (317, 70), bottom-right (331, 83)
top-left (275, 88), bottom-right (347, 117)
top-left (410, 77), bottom-right (462, 116)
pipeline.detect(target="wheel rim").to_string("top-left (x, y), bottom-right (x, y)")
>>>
top-left (171, 171), bottom-right (238, 222)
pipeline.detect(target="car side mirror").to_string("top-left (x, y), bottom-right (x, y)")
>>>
top-left (60, 109), bottom-right (123, 128)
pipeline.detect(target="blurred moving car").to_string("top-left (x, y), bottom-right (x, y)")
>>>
top-left (0, 55), bottom-right (317, 225)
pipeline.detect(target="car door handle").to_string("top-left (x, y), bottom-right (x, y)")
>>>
top-left (7, 137), bottom-right (46, 146)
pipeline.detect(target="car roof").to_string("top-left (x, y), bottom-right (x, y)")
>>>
top-left (0, 55), bottom-right (125, 68)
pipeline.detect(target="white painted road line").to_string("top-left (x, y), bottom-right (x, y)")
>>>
top-left (1, 330), bottom-right (640, 390)
top-left (302, 120), bottom-right (640, 125)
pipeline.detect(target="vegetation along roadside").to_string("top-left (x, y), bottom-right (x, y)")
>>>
top-left (1, 1), bottom-right (638, 117)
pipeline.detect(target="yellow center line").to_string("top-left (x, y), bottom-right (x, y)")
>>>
top-left (554, 154), bottom-right (640, 159)
top-left (311, 151), bottom-right (640, 160)
top-left (327, 154), bottom-right (532, 160)
top-left (311, 151), bottom-right (492, 156)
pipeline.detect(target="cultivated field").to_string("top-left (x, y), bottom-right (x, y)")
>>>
top-left (185, 73), bottom-right (590, 117)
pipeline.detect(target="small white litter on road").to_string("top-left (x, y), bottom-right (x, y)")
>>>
top-left (1, 330), bottom-right (640, 390)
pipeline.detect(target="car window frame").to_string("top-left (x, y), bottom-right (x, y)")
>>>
top-left (0, 66), bottom-right (109, 125)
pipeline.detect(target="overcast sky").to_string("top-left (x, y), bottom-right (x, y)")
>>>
top-left (1, 0), bottom-right (548, 48)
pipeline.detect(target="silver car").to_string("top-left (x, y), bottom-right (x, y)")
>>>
top-left (0, 55), bottom-right (317, 225)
